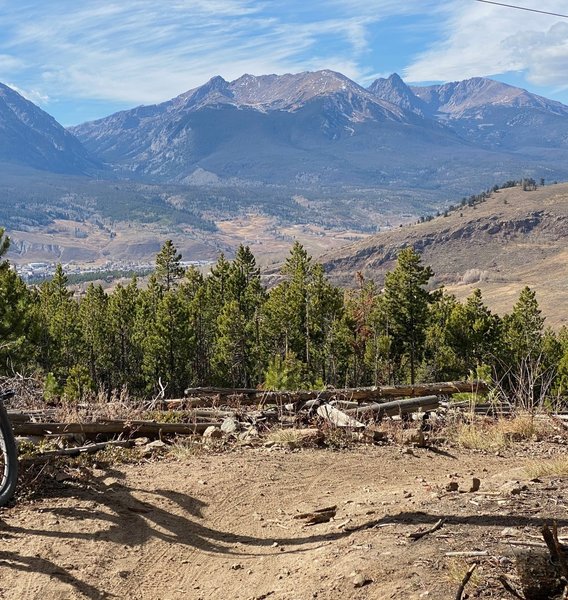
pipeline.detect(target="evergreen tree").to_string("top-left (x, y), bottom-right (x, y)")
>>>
top-left (79, 284), bottom-right (111, 388)
top-left (503, 287), bottom-right (545, 363)
top-left (107, 278), bottom-right (141, 389)
top-left (225, 245), bottom-right (266, 385)
top-left (262, 243), bottom-right (342, 386)
top-left (155, 240), bottom-right (184, 291)
top-left (39, 264), bottom-right (81, 381)
top-left (207, 253), bottom-right (231, 309)
top-left (212, 300), bottom-right (248, 387)
top-left (0, 230), bottom-right (37, 372)
top-left (448, 288), bottom-right (502, 375)
top-left (501, 287), bottom-right (547, 408)
top-left (421, 293), bottom-right (462, 382)
top-left (180, 267), bottom-right (214, 385)
top-left (382, 247), bottom-right (433, 383)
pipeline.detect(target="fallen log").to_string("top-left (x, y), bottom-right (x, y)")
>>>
top-left (7, 409), bottom-right (58, 423)
top-left (24, 440), bottom-right (133, 461)
top-left (12, 420), bottom-right (219, 437)
top-left (345, 395), bottom-right (440, 418)
top-left (177, 381), bottom-right (487, 408)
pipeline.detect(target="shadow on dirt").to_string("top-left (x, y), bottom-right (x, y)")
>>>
top-left (378, 510), bottom-right (568, 529)
top-left (0, 550), bottom-right (115, 599)
top-left (4, 465), bottom-right (348, 554)
top-left (0, 464), bottom-right (352, 598)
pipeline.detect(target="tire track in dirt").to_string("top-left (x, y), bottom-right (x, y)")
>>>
top-left (0, 446), bottom-right (549, 600)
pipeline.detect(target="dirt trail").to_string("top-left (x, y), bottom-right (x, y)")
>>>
top-left (0, 445), bottom-right (567, 599)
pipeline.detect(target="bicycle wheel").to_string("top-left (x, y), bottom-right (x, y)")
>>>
top-left (0, 400), bottom-right (18, 507)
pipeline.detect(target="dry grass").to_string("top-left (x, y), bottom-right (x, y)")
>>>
top-left (168, 438), bottom-right (208, 459)
top-left (54, 388), bottom-right (145, 423)
top-left (523, 457), bottom-right (568, 479)
top-left (168, 436), bottom-right (229, 459)
top-left (445, 558), bottom-right (482, 588)
top-left (266, 427), bottom-right (323, 447)
top-left (452, 413), bottom-right (555, 451)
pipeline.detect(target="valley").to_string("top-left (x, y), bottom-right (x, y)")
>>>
top-left (3, 69), bottom-right (568, 276)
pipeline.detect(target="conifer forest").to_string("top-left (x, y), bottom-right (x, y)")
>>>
top-left (1, 227), bottom-right (566, 406)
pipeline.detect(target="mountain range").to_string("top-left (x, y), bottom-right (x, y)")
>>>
top-left (67, 70), bottom-right (568, 191)
top-left (2, 70), bottom-right (568, 264)
top-left (2, 70), bottom-right (568, 193)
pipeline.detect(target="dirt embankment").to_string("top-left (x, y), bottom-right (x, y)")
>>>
top-left (1, 444), bottom-right (568, 599)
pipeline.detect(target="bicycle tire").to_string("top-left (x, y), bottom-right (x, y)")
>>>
top-left (0, 400), bottom-right (18, 507)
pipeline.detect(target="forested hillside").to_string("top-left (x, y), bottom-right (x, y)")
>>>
top-left (1, 229), bottom-right (566, 405)
top-left (323, 180), bottom-right (568, 325)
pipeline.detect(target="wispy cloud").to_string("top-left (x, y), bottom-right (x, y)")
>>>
top-left (0, 0), bottom-right (411, 109)
top-left (5, 82), bottom-right (49, 105)
top-left (2, 0), bottom-right (566, 123)
top-left (0, 53), bottom-right (26, 75)
top-left (404, 0), bottom-right (568, 86)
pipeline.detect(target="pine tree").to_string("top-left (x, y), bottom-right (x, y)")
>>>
top-left (107, 278), bottom-right (141, 389)
top-left (502, 287), bottom-right (546, 408)
top-left (421, 293), bottom-right (462, 382)
top-left (382, 247), bottom-right (433, 384)
top-left (262, 243), bottom-right (342, 386)
top-left (0, 229), bottom-right (37, 372)
top-left (503, 287), bottom-right (544, 363)
top-left (151, 290), bottom-right (193, 395)
top-left (39, 264), bottom-right (81, 381)
top-left (179, 267), bottom-right (214, 385)
top-left (155, 240), bottom-right (184, 291)
top-left (78, 284), bottom-right (111, 388)
top-left (207, 253), bottom-right (231, 308)
top-left (212, 300), bottom-right (248, 387)
top-left (225, 245), bottom-right (266, 385)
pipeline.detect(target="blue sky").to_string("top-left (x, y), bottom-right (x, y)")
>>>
top-left (1, 0), bottom-right (568, 125)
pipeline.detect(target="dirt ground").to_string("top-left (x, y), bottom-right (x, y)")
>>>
top-left (1, 442), bottom-right (568, 600)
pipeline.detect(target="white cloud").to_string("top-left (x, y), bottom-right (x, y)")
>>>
top-left (503, 22), bottom-right (568, 89)
top-left (0, 53), bottom-right (25, 75)
top-left (5, 82), bottom-right (50, 105)
top-left (8, 0), bottom-right (567, 118)
top-left (404, 0), bottom-right (568, 85)
top-left (0, 0), bottom-right (397, 108)
top-left (0, 0), bottom-right (446, 113)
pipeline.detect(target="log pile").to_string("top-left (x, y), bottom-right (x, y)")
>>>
top-left (7, 380), bottom-right (489, 453)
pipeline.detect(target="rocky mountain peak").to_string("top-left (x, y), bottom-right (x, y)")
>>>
top-left (411, 77), bottom-right (568, 117)
top-left (368, 73), bottom-right (426, 115)
top-left (227, 69), bottom-right (369, 110)
top-left (176, 75), bottom-right (233, 109)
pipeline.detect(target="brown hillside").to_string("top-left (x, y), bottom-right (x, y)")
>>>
top-left (323, 182), bottom-right (568, 326)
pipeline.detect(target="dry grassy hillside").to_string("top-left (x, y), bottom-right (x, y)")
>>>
top-left (323, 182), bottom-right (568, 326)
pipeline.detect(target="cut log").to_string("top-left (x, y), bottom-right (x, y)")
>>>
top-left (179, 381), bottom-right (488, 408)
top-left (7, 409), bottom-right (58, 423)
top-left (316, 405), bottom-right (364, 428)
top-left (345, 395), bottom-right (440, 418)
top-left (12, 420), bottom-right (219, 437)
top-left (24, 440), bottom-right (133, 461)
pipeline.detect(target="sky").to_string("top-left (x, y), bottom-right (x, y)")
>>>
top-left (1, 0), bottom-right (568, 125)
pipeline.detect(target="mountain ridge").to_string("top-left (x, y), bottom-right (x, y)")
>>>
top-left (0, 83), bottom-right (98, 174)
top-left (321, 181), bottom-right (568, 325)
top-left (70, 69), bottom-right (568, 189)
